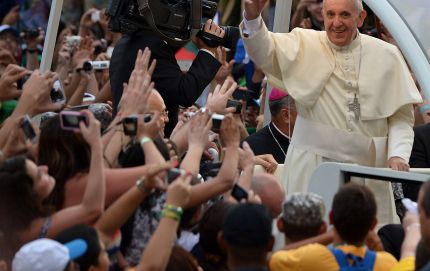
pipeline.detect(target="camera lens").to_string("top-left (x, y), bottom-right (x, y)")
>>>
top-left (83, 62), bottom-right (93, 72)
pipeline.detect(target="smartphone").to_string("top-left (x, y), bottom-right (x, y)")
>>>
top-left (20, 115), bottom-right (37, 143)
top-left (122, 115), bottom-right (138, 136)
top-left (226, 99), bottom-right (242, 114)
top-left (211, 113), bottom-right (224, 133)
top-left (106, 47), bottom-right (114, 58)
top-left (60, 111), bottom-right (89, 131)
top-left (166, 168), bottom-right (185, 184)
top-left (51, 80), bottom-right (66, 104)
top-left (231, 184), bottom-right (248, 202)
top-left (90, 61), bottom-right (110, 70)
top-left (91, 10), bottom-right (101, 23)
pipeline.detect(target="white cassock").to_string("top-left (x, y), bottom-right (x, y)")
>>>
top-left (240, 17), bottom-right (422, 224)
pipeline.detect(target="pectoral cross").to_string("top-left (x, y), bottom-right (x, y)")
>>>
top-left (348, 94), bottom-right (361, 121)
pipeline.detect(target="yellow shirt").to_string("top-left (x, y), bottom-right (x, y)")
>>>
top-left (269, 244), bottom-right (397, 271)
top-left (390, 256), bottom-right (415, 271)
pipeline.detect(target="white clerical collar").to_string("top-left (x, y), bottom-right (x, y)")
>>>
top-left (327, 29), bottom-right (361, 51)
top-left (271, 122), bottom-right (290, 140)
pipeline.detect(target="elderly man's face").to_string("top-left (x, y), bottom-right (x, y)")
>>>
top-left (323, 0), bottom-right (366, 46)
top-left (148, 90), bottom-right (169, 138)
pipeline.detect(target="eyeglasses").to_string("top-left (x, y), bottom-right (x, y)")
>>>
top-left (162, 109), bottom-right (169, 118)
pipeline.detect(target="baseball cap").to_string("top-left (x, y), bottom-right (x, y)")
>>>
top-left (269, 87), bottom-right (288, 102)
top-left (281, 193), bottom-right (325, 226)
top-left (222, 203), bottom-right (272, 248)
top-left (12, 238), bottom-right (88, 271)
top-left (0, 25), bottom-right (20, 40)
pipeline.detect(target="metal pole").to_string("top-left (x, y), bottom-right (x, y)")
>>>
top-left (40, 0), bottom-right (64, 72)
top-left (264, 0), bottom-right (293, 125)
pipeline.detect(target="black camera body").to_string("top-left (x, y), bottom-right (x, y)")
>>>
top-left (106, 0), bottom-right (239, 48)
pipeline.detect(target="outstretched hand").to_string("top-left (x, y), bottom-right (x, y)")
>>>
top-left (244, 0), bottom-right (269, 20)
top-left (0, 64), bottom-right (29, 100)
top-left (119, 48), bottom-right (156, 116)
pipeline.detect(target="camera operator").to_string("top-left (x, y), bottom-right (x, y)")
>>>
top-left (110, 19), bottom-right (224, 136)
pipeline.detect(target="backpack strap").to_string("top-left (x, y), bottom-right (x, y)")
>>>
top-left (361, 249), bottom-right (376, 269)
top-left (328, 247), bottom-right (349, 268)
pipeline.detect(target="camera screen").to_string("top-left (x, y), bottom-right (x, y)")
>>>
top-left (50, 80), bottom-right (65, 103)
top-left (122, 117), bottom-right (138, 136)
top-left (21, 117), bottom-right (36, 143)
top-left (61, 114), bottom-right (87, 129)
top-left (231, 184), bottom-right (248, 202)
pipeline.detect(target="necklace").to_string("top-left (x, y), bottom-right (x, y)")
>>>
top-left (268, 124), bottom-right (287, 157)
top-left (328, 32), bottom-right (363, 121)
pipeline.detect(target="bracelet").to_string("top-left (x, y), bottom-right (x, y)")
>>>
top-left (161, 209), bottom-right (182, 221)
top-left (160, 204), bottom-right (183, 221)
top-left (406, 222), bottom-right (420, 231)
top-left (140, 137), bottom-right (152, 146)
top-left (136, 177), bottom-right (154, 194)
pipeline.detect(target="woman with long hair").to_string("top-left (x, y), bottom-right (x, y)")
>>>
top-left (0, 110), bottom-right (105, 266)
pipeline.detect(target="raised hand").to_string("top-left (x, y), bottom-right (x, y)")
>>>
top-left (206, 77), bottom-right (237, 114)
top-left (139, 162), bottom-right (174, 192)
top-left (215, 47), bottom-right (235, 84)
top-left (220, 114), bottom-right (240, 148)
top-left (79, 110), bottom-right (102, 147)
top-left (137, 112), bottom-right (162, 140)
top-left (119, 48), bottom-right (156, 116)
top-left (188, 110), bottom-right (212, 149)
top-left (239, 141), bottom-right (256, 170)
top-left (244, 0), bottom-right (269, 20)
top-left (0, 64), bottom-right (29, 100)
top-left (165, 174), bottom-right (192, 208)
top-left (20, 70), bottom-right (64, 115)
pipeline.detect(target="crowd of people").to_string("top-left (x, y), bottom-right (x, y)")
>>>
top-left (1, 0), bottom-right (430, 270)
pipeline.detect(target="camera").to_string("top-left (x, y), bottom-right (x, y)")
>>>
top-left (21, 115), bottom-right (37, 143)
top-left (107, 0), bottom-right (240, 49)
top-left (226, 99), bottom-right (242, 114)
top-left (211, 113), bottom-right (224, 133)
top-left (50, 80), bottom-right (66, 104)
top-left (166, 168), bottom-right (185, 184)
top-left (91, 61), bottom-right (110, 70)
top-left (123, 115), bottom-right (138, 136)
top-left (231, 184), bottom-right (248, 202)
top-left (23, 29), bottom-right (39, 39)
top-left (60, 111), bottom-right (89, 132)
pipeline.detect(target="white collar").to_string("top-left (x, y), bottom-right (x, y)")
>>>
top-left (271, 122), bottom-right (290, 140)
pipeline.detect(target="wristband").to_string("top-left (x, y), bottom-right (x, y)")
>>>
top-left (161, 209), bottom-right (182, 221)
top-left (161, 204), bottom-right (183, 221)
top-left (140, 136), bottom-right (152, 146)
top-left (136, 177), bottom-right (154, 194)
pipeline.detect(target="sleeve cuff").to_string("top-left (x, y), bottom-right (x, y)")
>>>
top-left (242, 13), bottom-right (263, 38)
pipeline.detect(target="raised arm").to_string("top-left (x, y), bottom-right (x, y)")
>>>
top-left (186, 114), bottom-right (240, 208)
top-left (137, 174), bottom-right (192, 271)
top-left (22, 111), bottom-right (105, 241)
top-left (180, 110), bottom-right (212, 175)
top-left (95, 162), bottom-right (172, 243)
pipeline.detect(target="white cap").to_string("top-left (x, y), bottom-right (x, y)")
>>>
top-left (12, 238), bottom-right (87, 271)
